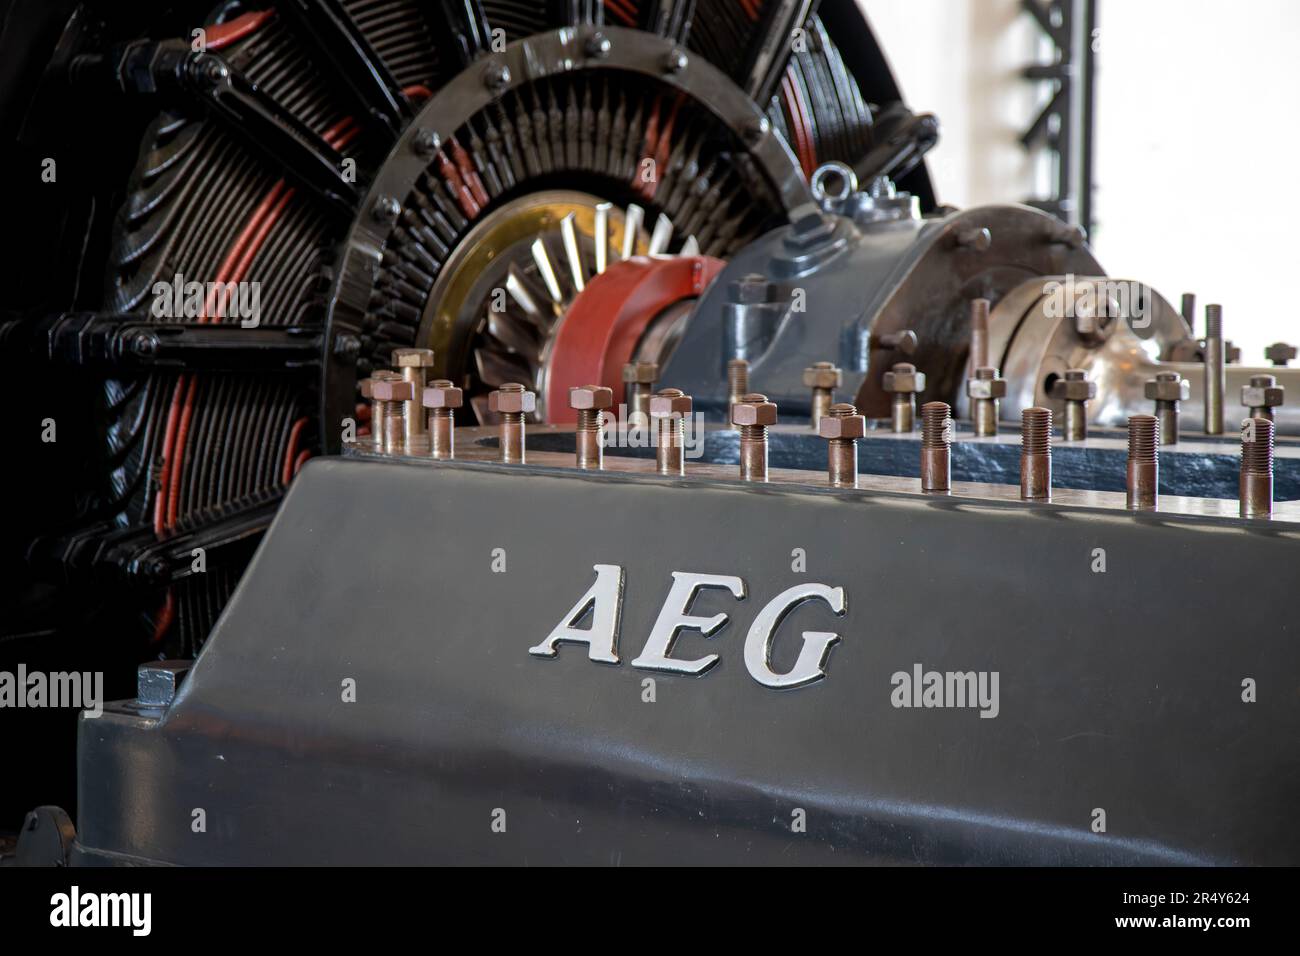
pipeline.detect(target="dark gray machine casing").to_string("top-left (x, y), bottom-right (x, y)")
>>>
top-left (73, 457), bottom-right (1300, 865)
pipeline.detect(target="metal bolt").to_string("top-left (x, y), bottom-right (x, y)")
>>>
top-left (920, 401), bottom-right (952, 493)
top-left (1145, 371), bottom-right (1189, 444)
top-left (1204, 304), bottom-right (1225, 435)
top-left (870, 329), bottom-right (918, 355)
top-left (1126, 415), bottom-right (1160, 510)
top-left (727, 358), bottom-right (750, 409)
top-left (650, 388), bottom-right (692, 475)
top-left (131, 332), bottom-right (159, 357)
top-left (372, 195), bottom-right (401, 224)
top-left (1242, 374), bottom-right (1284, 422)
top-left (1051, 368), bottom-right (1096, 441)
top-left (412, 128), bottom-right (440, 157)
top-left (1240, 417), bottom-right (1274, 517)
top-left (570, 385), bottom-right (613, 469)
top-left (818, 403), bottom-right (865, 487)
top-left (489, 383), bottom-right (535, 463)
top-left (966, 366), bottom-right (1005, 437)
top-left (882, 362), bottom-right (925, 433)
top-left (1225, 340), bottom-right (1241, 364)
top-left (803, 361), bottom-right (841, 430)
top-left (623, 360), bottom-right (658, 426)
top-left (1265, 342), bottom-right (1297, 367)
top-left (422, 379), bottom-right (462, 459)
top-left (393, 347), bottom-right (435, 449)
top-left (483, 62), bottom-right (511, 89)
top-left (585, 32), bottom-right (611, 58)
top-left (732, 393), bottom-right (777, 482)
top-left (664, 49), bottom-right (688, 73)
top-left (371, 378), bottom-right (413, 452)
top-left (1019, 407), bottom-right (1052, 500)
top-left (954, 227), bottom-right (992, 252)
top-left (360, 370), bottom-right (400, 446)
top-left (969, 298), bottom-right (990, 370)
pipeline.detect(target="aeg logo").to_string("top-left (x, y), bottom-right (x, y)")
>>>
top-left (529, 565), bottom-right (846, 689)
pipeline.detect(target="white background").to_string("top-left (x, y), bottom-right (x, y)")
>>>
top-left (860, 0), bottom-right (1299, 362)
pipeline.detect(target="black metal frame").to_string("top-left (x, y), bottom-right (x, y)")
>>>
top-left (1020, 0), bottom-right (1096, 236)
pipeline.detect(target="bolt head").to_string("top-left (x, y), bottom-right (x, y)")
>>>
top-left (422, 380), bottom-right (463, 409)
top-left (966, 374), bottom-right (1007, 399)
top-left (489, 386), bottom-right (536, 414)
top-left (729, 274), bottom-right (773, 304)
top-left (622, 361), bottom-right (658, 384)
top-left (883, 364), bottom-right (925, 394)
top-left (1265, 342), bottom-right (1297, 364)
top-left (372, 196), bottom-right (401, 224)
top-left (392, 347), bottom-right (436, 368)
top-left (1050, 372), bottom-right (1096, 401)
top-left (1242, 383), bottom-right (1284, 408)
top-left (1144, 376), bottom-right (1189, 402)
top-left (372, 379), bottom-right (414, 402)
top-left (731, 394), bottom-right (777, 426)
top-left (649, 390), bottom-right (692, 417)
top-left (412, 129), bottom-right (440, 156)
top-left (803, 363), bottom-right (842, 389)
top-left (818, 411), bottom-right (866, 439)
top-left (664, 49), bottom-right (688, 73)
top-left (569, 384), bottom-right (614, 410)
top-left (585, 33), bottom-right (611, 57)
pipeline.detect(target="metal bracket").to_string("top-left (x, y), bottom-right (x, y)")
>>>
top-left (1020, 0), bottom-right (1097, 234)
top-left (71, 38), bottom-right (361, 217)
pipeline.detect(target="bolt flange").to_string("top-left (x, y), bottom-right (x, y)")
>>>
top-left (489, 383), bottom-right (536, 463)
top-left (803, 361), bottom-right (841, 430)
top-left (883, 362), bottom-right (925, 433)
top-left (819, 403), bottom-right (864, 487)
top-left (1240, 417), bottom-right (1274, 517)
top-left (1020, 407), bottom-right (1052, 500)
top-left (1145, 371), bottom-right (1188, 444)
top-left (651, 388), bottom-right (692, 476)
top-left (1051, 368), bottom-right (1096, 441)
top-left (1126, 415), bottom-right (1160, 509)
top-left (920, 402), bottom-right (952, 493)
top-left (966, 366), bottom-right (1005, 437)
top-left (422, 379), bottom-right (463, 459)
top-left (732, 393), bottom-right (776, 481)
top-left (570, 385), bottom-right (613, 469)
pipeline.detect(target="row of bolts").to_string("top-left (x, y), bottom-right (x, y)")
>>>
top-left (360, 312), bottom-right (1277, 517)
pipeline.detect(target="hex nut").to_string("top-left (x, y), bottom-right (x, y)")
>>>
top-left (649, 390), bottom-right (693, 417)
top-left (731, 395), bottom-right (778, 426)
top-left (1242, 384), bottom-right (1284, 408)
top-left (622, 361), bottom-right (658, 384)
top-left (1144, 376), bottom-right (1189, 402)
top-left (803, 363), bottom-right (842, 389)
top-left (372, 379), bottom-right (415, 402)
top-left (818, 413), bottom-right (866, 439)
top-left (1051, 376), bottom-right (1096, 402)
top-left (392, 347), bottom-right (436, 368)
top-left (966, 376), bottom-right (1007, 400)
top-left (422, 380), bottom-right (464, 409)
top-left (489, 387), bottom-right (536, 414)
top-left (882, 364), bottom-right (925, 394)
top-left (358, 377), bottom-right (377, 400)
top-left (569, 385), bottom-right (614, 410)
